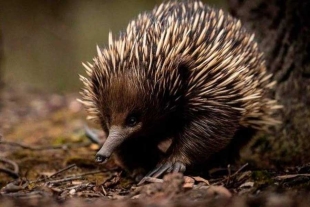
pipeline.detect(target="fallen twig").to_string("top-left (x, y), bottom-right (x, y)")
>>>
top-left (3, 190), bottom-right (47, 198)
top-left (47, 170), bottom-right (105, 185)
top-left (101, 185), bottom-right (107, 196)
top-left (31, 169), bottom-right (105, 185)
top-left (47, 175), bottom-right (83, 185)
top-left (67, 183), bottom-right (93, 191)
top-left (213, 163), bottom-right (248, 186)
top-left (139, 177), bottom-right (163, 184)
top-left (230, 163), bottom-right (249, 178)
top-left (274, 174), bottom-right (310, 180)
top-left (0, 140), bottom-right (91, 150)
top-left (0, 157), bottom-right (19, 178)
top-left (0, 167), bottom-right (19, 178)
top-left (226, 164), bottom-right (232, 186)
top-left (49, 164), bottom-right (76, 178)
top-left (78, 170), bottom-right (106, 177)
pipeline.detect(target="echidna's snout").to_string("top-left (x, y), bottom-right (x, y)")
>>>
top-left (95, 126), bottom-right (127, 163)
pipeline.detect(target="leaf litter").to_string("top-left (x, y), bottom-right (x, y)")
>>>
top-left (1, 87), bottom-right (310, 206)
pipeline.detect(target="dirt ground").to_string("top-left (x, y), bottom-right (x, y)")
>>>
top-left (1, 86), bottom-right (310, 207)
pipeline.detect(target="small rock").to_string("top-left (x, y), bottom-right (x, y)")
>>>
top-left (69, 189), bottom-right (76, 195)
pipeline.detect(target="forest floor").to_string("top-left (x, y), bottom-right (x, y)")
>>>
top-left (1, 86), bottom-right (310, 207)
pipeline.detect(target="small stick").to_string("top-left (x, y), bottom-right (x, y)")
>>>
top-left (213, 163), bottom-right (248, 185)
top-left (32, 169), bottom-right (105, 184)
top-left (226, 164), bottom-right (231, 185)
top-left (79, 170), bottom-right (106, 177)
top-left (3, 190), bottom-right (45, 198)
top-left (67, 183), bottom-right (93, 190)
top-left (0, 167), bottom-right (19, 178)
top-left (0, 141), bottom-right (38, 150)
top-left (47, 170), bottom-right (105, 185)
top-left (139, 177), bottom-right (163, 184)
top-left (101, 186), bottom-right (107, 196)
top-left (0, 141), bottom-right (90, 150)
top-left (0, 157), bottom-right (19, 178)
top-left (49, 164), bottom-right (76, 178)
top-left (0, 157), bottom-right (19, 173)
top-left (230, 163), bottom-right (248, 178)
top-left (47, 176), bottom-right (83, 185)
top-left (275, 174), bottom-right (310, 180)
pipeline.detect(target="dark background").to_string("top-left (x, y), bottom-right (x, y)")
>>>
top-left (0, 0), bottom-right (225, 92)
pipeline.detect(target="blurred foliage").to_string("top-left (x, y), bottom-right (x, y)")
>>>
top-left (0, 0), bottom-right (225, 92)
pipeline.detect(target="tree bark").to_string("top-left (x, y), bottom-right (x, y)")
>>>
top-left (0, 30), bottom-right (3, 109)
top-left (228, 0), bottom-right (310, 167)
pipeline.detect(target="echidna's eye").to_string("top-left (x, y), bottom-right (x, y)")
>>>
top-left (126, 115), bottom-right (138, 127)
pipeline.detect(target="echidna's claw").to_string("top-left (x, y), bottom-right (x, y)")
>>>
top-left (172, 162), bottom-right (186, 173)
top-left (138, 161), bottom-right (186, 185)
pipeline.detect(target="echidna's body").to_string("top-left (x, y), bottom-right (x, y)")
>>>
top-left (80, 1), bottom-right (280, 179)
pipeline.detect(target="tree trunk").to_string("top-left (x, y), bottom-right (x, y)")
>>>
top-left (0, 30), bottom-right (3, 109)
top-left (228, 0), bottom-right (310, 167)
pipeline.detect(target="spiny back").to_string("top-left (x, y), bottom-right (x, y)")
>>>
top-left (80, 0), bottom-right (281, 130)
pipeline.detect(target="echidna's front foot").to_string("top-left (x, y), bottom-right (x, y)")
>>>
top-left (138, 161), bottom-right (186, 185)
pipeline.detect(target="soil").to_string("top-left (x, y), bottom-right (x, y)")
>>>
top-left (1, 86), bottom-right (310, 207)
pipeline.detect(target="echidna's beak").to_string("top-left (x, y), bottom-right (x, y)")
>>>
top-left (95, 126), bottom-right (125, 163)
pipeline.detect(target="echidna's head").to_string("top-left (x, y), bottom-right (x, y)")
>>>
top-left (93, 74), bottom-right (149, 163)
top-left (79, 52), bottom-right (164, 163)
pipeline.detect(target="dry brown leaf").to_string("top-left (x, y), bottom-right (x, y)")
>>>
top-left (183, 176), bottom-right (195, 189)
top-left (89, 143), bottom-right (100, 150)
top-left (275, 174), bottom-right (310, 180)
top-left (192, 176), bottom-right (210, 185)
top-left (239, 181), bottom-right (254, 188)
top-left (72, 181), bottom-right (83, 185)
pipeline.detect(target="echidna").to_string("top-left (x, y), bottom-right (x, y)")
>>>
top-left (79, 1), bottom-right (281, 181)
